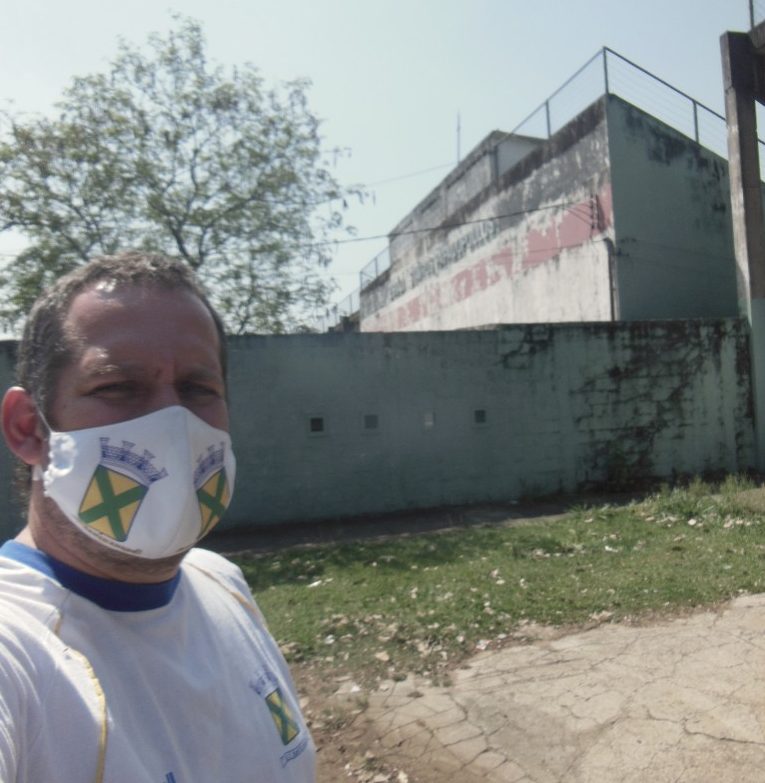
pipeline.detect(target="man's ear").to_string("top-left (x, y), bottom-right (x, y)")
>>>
top-left (1, 387), bottom-right (46, 466)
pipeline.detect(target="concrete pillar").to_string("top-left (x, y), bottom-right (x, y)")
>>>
top-left (721, 31), bottom-right (765, 469)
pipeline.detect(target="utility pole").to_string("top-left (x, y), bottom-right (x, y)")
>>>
top-left (722, 25), bottom-right (765, 468)
top-left (456, 112), bottom-right (461, 164)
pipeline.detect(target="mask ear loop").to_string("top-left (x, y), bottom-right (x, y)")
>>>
top-left (31, 401), bottom-right (52, 483)
top-left (35, 403), bottom-right (52, 435)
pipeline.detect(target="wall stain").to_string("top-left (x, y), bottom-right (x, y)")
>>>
top-left (570, 320), bottom-right (751, 491)
top-left (497, 325), bottom-right (555, 368)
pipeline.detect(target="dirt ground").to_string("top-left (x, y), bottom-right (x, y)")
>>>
top-left (293, 603), bottom-right (724, 783)
top-left (293, 660), bottom-right (440, 783)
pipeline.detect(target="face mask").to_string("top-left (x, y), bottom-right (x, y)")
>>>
top-left (36, 406), bottom-right (236, 560)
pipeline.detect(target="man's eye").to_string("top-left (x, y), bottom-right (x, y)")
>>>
top-left (90, 382), bottom-right (137, 398)
top-left (180, 383), bottom-right (220, 398)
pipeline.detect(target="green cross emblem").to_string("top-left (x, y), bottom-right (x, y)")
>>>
top-left (79, 466), bottom-right (148, 541)
top-left (265, 687), bottom-right (300, 745)
top-left (196, 469), bottom-right (229, 535)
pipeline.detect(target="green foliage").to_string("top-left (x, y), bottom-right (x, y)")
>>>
top-left (233, 475), bottom-right (765, 681)
top-left (0, 16), bottom-right (358, 333)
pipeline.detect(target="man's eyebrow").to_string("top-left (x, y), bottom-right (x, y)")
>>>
top-left (82, 362), bottom-right (224, 382)
top-left (81, 362), bottom-right (145, 378)
top-left (182, 366), bottom-right (224, 381)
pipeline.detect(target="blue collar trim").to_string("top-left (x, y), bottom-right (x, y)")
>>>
top-left (0, 541), bottom-right (181, 612)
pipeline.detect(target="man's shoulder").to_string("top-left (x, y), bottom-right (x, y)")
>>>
top-left (182, 548), bottom-right (251, 598)
top-left (0, 591), bottom-right (63, 685)
top-left (182, 547), bottom-right (242, 580)
top-left (0, 592), bottom-right (51, 632)
top-left (0, 551), bottom-right (63, 628)
top-left (181, 547), bottom-right (265, 622)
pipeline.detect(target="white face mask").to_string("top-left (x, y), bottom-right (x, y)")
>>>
top-left (35, 406), bottom-right (236, 560)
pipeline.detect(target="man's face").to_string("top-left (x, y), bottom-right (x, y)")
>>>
top-left (49, 283), bottom-right (228, 433)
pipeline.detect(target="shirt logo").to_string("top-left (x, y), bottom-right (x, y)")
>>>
top-left (249, 667), bottom-right (309, 767)
top-left (265, 687), bottom-right (300, 745)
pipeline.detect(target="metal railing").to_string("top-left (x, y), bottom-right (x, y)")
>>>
top-left (359, 245), bottom-right (390, 288)
top-left (312, 246), bottom-right (388, 332)
top-left (511, 47), bottom-right (733, 166)
top-left (312, 288), bottom-right (360, 332)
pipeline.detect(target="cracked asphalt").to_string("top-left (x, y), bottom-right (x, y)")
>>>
top-left (363, 594), bottom-right (765, 782)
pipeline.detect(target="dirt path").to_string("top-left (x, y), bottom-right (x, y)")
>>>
top-left (297, 594), bottom-right (765, 783)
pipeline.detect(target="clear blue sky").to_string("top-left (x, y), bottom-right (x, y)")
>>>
top-left (0, 0), bottom-right (753, 308)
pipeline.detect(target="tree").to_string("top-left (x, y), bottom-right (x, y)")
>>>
top-left (0, 17), bottom-right (358, 333)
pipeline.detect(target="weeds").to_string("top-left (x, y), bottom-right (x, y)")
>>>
top-left (233, 475), bottom-right (765, 683)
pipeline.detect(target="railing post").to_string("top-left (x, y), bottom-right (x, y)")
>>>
top-left (545, 101), bottom-right (551, 137)
top-left (603, 48), bottom-right (610, 95)
top-left (692, 101), bottom-right (700, 143)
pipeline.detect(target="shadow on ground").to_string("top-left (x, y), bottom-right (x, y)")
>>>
top-left (206, 491), bottom-right (648, 556)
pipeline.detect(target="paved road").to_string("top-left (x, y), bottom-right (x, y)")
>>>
top-left (364, 595), bottom-right (765, 782)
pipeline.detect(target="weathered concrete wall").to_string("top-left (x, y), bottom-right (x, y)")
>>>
top-left (361, 100), bottom-right (614, 332)
top-left (607, 97), bottom-right (739, 320)
top-left (224, 321), bottom-right (753, 528)
top-left (389, 132), bottom-right (542, 250)
top-left (496, 134), bottom-right (542, 176)
top-left (0, 322), bottom-right (753, 537)
top-left (361, 96), bottom-right (742, 333)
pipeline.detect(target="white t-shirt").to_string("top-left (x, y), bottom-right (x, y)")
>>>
top-left (0, 542), bottom-right (315, 783)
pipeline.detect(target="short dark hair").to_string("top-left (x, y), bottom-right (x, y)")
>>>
top-left (16, 251), bottom-right (228, 418)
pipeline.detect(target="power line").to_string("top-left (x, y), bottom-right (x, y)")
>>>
top-left (0, 200), bottom-right (591, 260)
top-left (364, 162), bottom-right (453, 188)
top-left (314, 200), bottom-right (585, 248)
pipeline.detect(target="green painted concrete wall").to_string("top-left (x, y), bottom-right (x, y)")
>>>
top-left (0, 321), bottom-right (754, 538)
top-left (607, 96), bottom-right (739, 320)
top-left (225, 320), bottom-right (752, 528)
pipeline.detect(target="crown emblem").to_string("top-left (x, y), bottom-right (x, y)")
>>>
top-left (99, 438), bottom-right (168, 486)
top-left (194, 443), bottom-right (226, 490)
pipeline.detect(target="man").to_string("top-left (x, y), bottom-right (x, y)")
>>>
top-left (0, 252), bottom-right (315, 782)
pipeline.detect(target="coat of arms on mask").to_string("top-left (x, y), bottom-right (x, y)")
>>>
top-left (194, 443), bottom-right (230, 536)
top-left (78, 438), bottom-right (168, 541)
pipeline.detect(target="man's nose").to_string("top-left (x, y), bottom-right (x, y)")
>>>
top-left (146, 384), bottom-right (184, 413)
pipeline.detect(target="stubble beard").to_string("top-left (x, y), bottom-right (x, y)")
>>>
top-left (37, 493), bottom-right (188, 582)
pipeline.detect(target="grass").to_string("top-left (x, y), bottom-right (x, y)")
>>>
top-left (232, 475), bottom-right (765, 683)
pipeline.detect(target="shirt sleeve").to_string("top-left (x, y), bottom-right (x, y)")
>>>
top-left (0, 616), bottom-right (43, 783)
